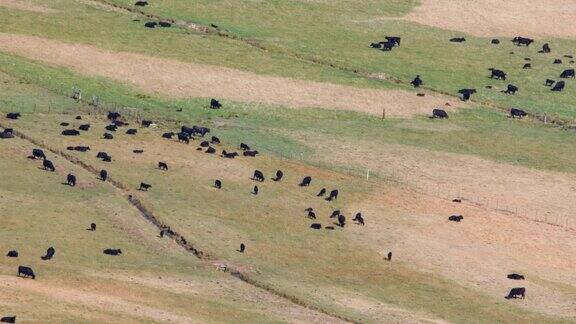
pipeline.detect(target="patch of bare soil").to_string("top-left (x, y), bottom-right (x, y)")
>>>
top-left (0, 0), bottom-right (57, 13)
top-left (0, 33), bottom-right (459, 117)
top-left (402, 0), bottom-right (576, 39)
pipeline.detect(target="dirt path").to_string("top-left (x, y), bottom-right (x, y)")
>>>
top-left (403, 0), bottom-right (576, 39)
top-left (0, 33), bottom-right (458, 117)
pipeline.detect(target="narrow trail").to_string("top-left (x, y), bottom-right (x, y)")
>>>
top-left (83, 0), bottom-right (571, 126)
top-left (0, 120), bottom-right (357, 324)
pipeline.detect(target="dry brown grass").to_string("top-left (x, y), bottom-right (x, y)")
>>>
top-left (0, 0), bottom-right (57, 13)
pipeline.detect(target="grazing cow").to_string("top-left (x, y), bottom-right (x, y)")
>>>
top-left (326, 189), bottom-right (339, 201)
top-left (3, 128), bottom-right (13, 134)
top-left (200, 141), bottom-right (210, 147)
top-left (192, 126), bottom-right (210, 137)
top-left (17, 265), bottom-right (35, 279)
top-left (387, 252), bottom-right (392, 261)
top-left (410, 75), bottom-right (423, 88)
top-left (239, 243), bottom-right (246, 253)
top-left (89, 223), bottom-right (96, 231)
top-left (554, 59), bottom-right (562, 64)
top-left (506, 287), bottom-right (525, 299)
top-left (503, 84), bottom-right (518, 94)
top-left (380, 41), bottom-right (395, 51)
top-left (162, 132), bottom-right (175, 139)
top-left (103, 249), bottom-right (122, 256)
top-left (139, 182), bottom-right (151, 191)
top-left (100, 169), bottom-right (107, 181)
top-left (508, 273), bottom-right (525, 280)
top-left (159, 21), bottom-right (172, 28)
top-left (158, 162), bottom-right (168, 170)
top-left (240, 143), bottom-right (250, 151)
top-left (253, 170), bottom-right (265, 182)
top-left (353, 213), bottom-right (365, 225)
top-left (565, 55), bottom-right (574, 59)
top-left (551, 81), bottom-right (565, 92)
top-left (243, 150), bottom-right (259, 157)
top-left (491, 39), bottom-right (500, 44)
top-left (253, 185), bottom-right (259, 195)
top-left (310, 223), bottom-right (322, 230)
top-left (0, 316), bottom-right (15, 323)
top-left (489, 68), bottom-right (507, 80)
top-left (458, 88), bottom-right (476, 101)
top-left (41, 247), bottom-right (55, 260)
top-left (211, 136), bottom-right (220, 144)
top-left (299, 176), bottom-right (312, 187)
top-left (126, 129), bottom-right (137, 135)
top-left (273, 170), bottom-right (283, 182)
top-left (43, 159), bottom-right (55, 172)
top-left (66, 174), bottom-right (77, 187)
top-left (113, 120), bottom-right (128, 127)
top-left (560, 69), bottom-right (575, 78)
top-left (97, 152), bottom-right (109, 159)
top-left (141, 120), bottom-right (153, 127)
top-left (105, 125), bottom-right (117, 132)
top-left (523, 63), bottom-right (531, 69)
top-left (222, 150), bottom-right (238, 158)
top-left (0, 131), bottom-right (13, 139)
top-left (214, 179), bottom-right (222, 189)
top-left (103, 133), bottom-right (113, 140)
top-left (144, 21), bottom-right (157, 28)
top-left (450, 37), bottom-right (466, 43)
top-left (6, 250), bottom-right (18, 258)
top-left (74, 146), bottom-right (90, 152)
top-left (541, 43), bottom-right (551, 53)
top-left (385, 36), bottom-right (401, 47)
top-left (325, 226), bottom-right (335, 230)
top-left (337, 214), bottom-right (346, 227)
top-left (102, 156), bottom-right (111, 162)
top-left (6, 113), bottom-right (20, 120)
top-left (76, 116), bottom-right (82, 120)
top-left (133, 149), bottom-right (144, 154)
top-left (317, 188), bottom-right (326, 197)
top-left (510, 108), bottom-right (528, 118)
top-left (62, 129), bottom-right (80, 136)
top-left (210, 98), bottom-right (222, 109)
top-left (134, 0), bottom-right (148, 6)
top-left (177, 132), bottom-right (190, 144)
top-left (307, 210), bottom-right (316, 219)
top-left (512, 37), bottom-right (533, 46)
top-left (60, 122), bottom-right (69, 126)
top-left (32, 149), bottom-right (46, 159)
top-left (545, 79), bottom-right (555, 86)
top-left (107, 112), bottom-right (121, 121)
top-left (78, 124), bottom-right (90, 131)
top-left (448, 215), bottom-right (464, 222)
top-left (330, 210), bottom-right (340, 218)
top-left (432, 108), bottom-right (449, 119)
top-left (452, 198), bottom-right (462, 203)
top-left (205, 147), bottom-right (216, 154)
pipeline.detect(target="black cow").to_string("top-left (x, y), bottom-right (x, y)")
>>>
top-left (214, 179), bottom-right (222, 189)
top-left (76, 116), bottom-right (82, 120)
top-left (503, 84), bottom-right (518, 94)
top-left (3, 128), bottom-right (13, 134)
top-left (450, 37), bottom-right (466, 43)
top-left (135, 0), bottom-right (148, 6)
top-left (307, 210), bottom-right (316, 219)
top-left (222, 150), bottom-right (238, 158)
top-left (565, 55), bottom-right (574, 59)
top-left (205, 147), bottom-right (216, 154)
top-left (491, 39), bottom-right (500, 44)
top-left (103, 133), bottom-right (114, 140)
top-left (126, 129), bottom-right (137, 135)
top-left (133, 149), bottom-right (144, 154)
top-left (0, 316), bottom-right (16, 323)
top-left (448, 215), bottom-right (464, 222)
top-left (79, 124), bottom-right (90, 131)
top-left (317, 188), bottom-right (326, 197)
top-left (330, 210), bottom-right (340, 218)
top-left (66, 174), bottom-right (77, 186)
top-left (102, 155), bottom-right (112, 162)
top-left (0, 132), bottom-right (13, 139)
top-left (506, 287), bottom-right (525, 299)
top-left (337, 214), bottom-right (346, 227)
top-left (385, 36), bottom-right (401, 47)
top-left (507, 273), bottom-right (525, 280)
top-left (523, 63), bottom-right (531, 69)
top-left (272, 170), bottom-right (283, 182)
top-left (239, 243), bottom-right (246, 253)
top-left (141, 120), bottom-right (153, 127)
top-left (200, 141), bottom-right (210, 147)
top-left (410, 75), bottom-right (423, 88)
top-left (253, 185), bottom-right (259, 195)
top-left (139, 183), bottom-right (151, 191)
top-left (560, 69), bottom-right (575, 78)
top-left (191, 126), bottom-right (210, 137)
top-left (144, 22), bottom-right (157, 28)
top-left (380, 41), bottom-right (395, 51)
top-left (211, 136), bottom-right (220, 144)
top-left (97, 152), bottom-right (109, 159)
top-left (432, 109), bottom-right (448, 119)
top-left (177, 132), bottom-right (190, 144)
top-left (89, 223), bottom-right (96, 231)
top-left (41, 247), bottom-right (55, 260)
top-left (6, 250), bottom-right (18, 258)
top-left (32, 149), bottom-right (46, 160)
top-left (60, 122), bottom-right (69, 127)
top-left (159, 21), bottom-right (172, 28)
top-left (62, 129), bottom-right (80, 136)
top-left (452, 198), bottom-right (462, 203)
top-left (554, 59), bottom-right (562, 64)
top-left (243, 150), bottom-right (259, 157)
top-left (545, 79), bottom-right (555, 86)
top-left (551, 81), bottom-right (565, 92)
top-left (105, 125), bottom-right (117, 132)
top-left (512, 37), bottom-right (533, 46)
top-left (489, 69), bottom-right (507, 80)
top-left (541, 43), bottom-right (551, 53)
top-left (74, 146), bottom-right (90, 152)
top-left (310, 223), bottom-right (322, 230)
top-left (158, 162), bottom-right (168, 170)
top-left (107, 112), bottom-right (120, 121)
top-left (240, 143), bottom-right (250, 151)
top-left (103, 249), bottom-right (122, 255)
top-left (6, 113), bottom-right (20, 120)
top-left (387, 252), bottom-right (392, 261)
top-left (17, 265), bottom-right (35, 279)
top-left (43, 159), bottom-right (55, 172)
top-left (253, 170), bottom-right (265, 182)
top-left (162, 132), bottom-right (175, 139)
top-left (458, 88), bottom-right (476, 101)
top-left (100, 169), bottom-right (107, 181)
top-left (299, 176), bottom-right (312, 187)
top-left (510, 108), bottom-right (527, 118)
top-left (210, 98), bottom-right (222, 109)
top-left (353, 213), bottom-right (365, 225)
top-left (326, 189), bottom-right (339, 201)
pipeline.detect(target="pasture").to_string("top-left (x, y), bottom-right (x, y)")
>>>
top-left (1, 0), bottom-right (576, 322)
